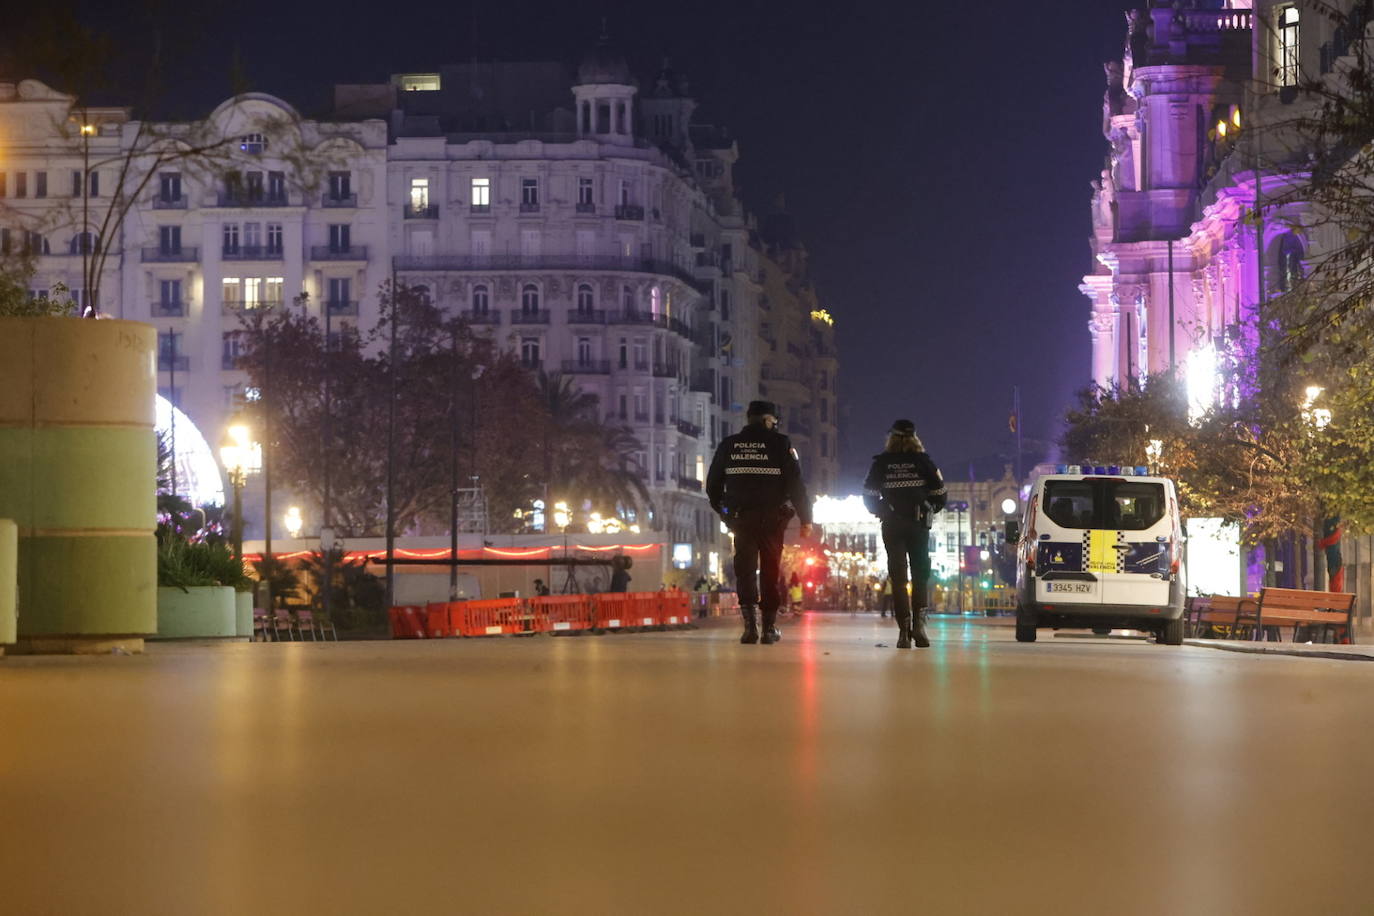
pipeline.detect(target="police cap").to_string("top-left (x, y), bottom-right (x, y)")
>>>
top-left (747, 400), bottom-right (778, 419)
top-left (890, 418), bottom-right (917, 435)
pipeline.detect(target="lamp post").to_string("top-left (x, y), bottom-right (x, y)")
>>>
top-left (219, 422), bottom-right (262, 559)
top-left (1302, 386), bottom-right (1341, 592)
top-left (553, 500), bottom-right (574, 593)
top-left (284, 506), bottom-right (304, 540)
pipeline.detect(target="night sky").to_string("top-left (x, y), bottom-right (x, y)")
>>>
top-left (6, 0), bottom-right (1131, 489)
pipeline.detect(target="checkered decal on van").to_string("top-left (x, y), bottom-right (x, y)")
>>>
top-left (1083, 530), bottom-right (1126, 574)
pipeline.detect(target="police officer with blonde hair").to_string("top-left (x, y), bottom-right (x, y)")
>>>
top-left (863, 419), bottom-right (946, 648)
top-left (707, 400), bottom-right (812, 645)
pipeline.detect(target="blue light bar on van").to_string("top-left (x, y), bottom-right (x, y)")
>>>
top-left (1136, 466), bottom-right (1149, 476)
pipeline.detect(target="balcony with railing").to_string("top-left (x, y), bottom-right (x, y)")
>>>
top-left (310, 245), bottom-right (369, 261)
top-left (221, 299), bottom-right (283, 315)
top-left (689, 371), bottom-right (714, 395)
top-left (325, 300), bottom-right (359, 317)
top-left (460, 309), bottom-right (501, 325)
top-left (519, 201), bottom-right (541, 213)
top-left (652, 362), bottom-right (681, 379)
top-left (322, 193), bottom-right (357, 208)
top-left (216, 192), bottom-right (289, 208)
top-left (509, 309), bottom-right (551, 325)
top-left (470, 203), bottom-right (491, 214)
top-left (568, 309), bottom-right (607, 325)
top-left (222, 352), bottom-right (243, 371)
top-left (575, 202), bottom-right (596, 214)
top-left (391, 254), bottom-right (708, 293)
top-left (142, 246), bottom-right (199, 263)
top-left (151, 300), bottom-right (187, 318)
top-left (562, 359), bottom-right (611, 375)
top-left (157, 354), bottom-right (190, 372)
top-left (675, 420), bottom-right (702, 439)
top-left (614, 204), bottom-right (645, 221)
top-left (403, 203), bottom-right (439, 219)
top-left (152, 195), bottom-right (187, 210)
top-left (222, 245), bottom-right (284, 261)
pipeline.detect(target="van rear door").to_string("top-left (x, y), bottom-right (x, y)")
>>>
top-left (1033, 478), bottom-right (1099, 606)
top-left (1096, 479), bottom-right (1173, 608)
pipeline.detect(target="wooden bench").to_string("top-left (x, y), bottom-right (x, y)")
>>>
top-left (1238, 587), bottom-right (1357, 644)
top-left (1187, 595), bottom-right (1256, 638)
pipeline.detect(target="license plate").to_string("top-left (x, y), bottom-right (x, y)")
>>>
top-left (1045, 582), bottom-right (1092, 594)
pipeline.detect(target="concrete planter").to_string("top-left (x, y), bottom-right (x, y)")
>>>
top-left (156, 586), bottom-right (236, 639)
top-left (235, 591), bottom-right (253, 638)
top-left (0, 317), bottom-right (157, 653)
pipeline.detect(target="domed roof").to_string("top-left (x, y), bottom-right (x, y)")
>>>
top-left (577, 30), bottom-right (633, 86)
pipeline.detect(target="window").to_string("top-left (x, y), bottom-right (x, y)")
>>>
top-left (400, 73), bottom-right (440, 92)
top-left (327, 277), bottom-right (351, 309)
top-left (35, 171), bottom-right (47, 198)
top-left (157, 329), bottom-right (183, 360)
top-left (520, 177), bottom-right (539, 208)
top-left (578, 177), bottom-right (594, 205)
top-left (520, 337), bottom-right (541, 368)
top-left (618, 393), bottom-right (628, 420)
top-left (520, 284), bottom-right (540, 314)
top-left (632, 339), bottom-right (648, 370)
top-left (576, 229), bottom-right (595, 257)
top-left (1276, 233), bottom-right (1305, 293)
top-left (244, 222), bottom-right (262, 251)
top-left (410, 178), bottom-right (429, 210)
top-left (266, 223), bottom-right (283, 255)
top-left (719, 288), bottom-right (731, 320)
top-left (264, 277), bottom-right (284, 305)
top-left (576, 284), bottom-right (594, 314)
top-left (821, 433), bottom-right (830, 458)
top-left (222, 333), bottom-right (246, 370)
top-left (0, 228), bottom-right (7, 254)
top-left (618, 180), bottom-right (631, 207)
top-left (72, 171), bottom-right (82, 196)
top-left (650, 286), bottom-right (662, 316)
top-left (520, 229), bottom-right (541, 258)
top-left (70, 231), bottom-right (97, 255)
top-left (15, 172), bottom-right (26, 198)
top-left (244, 278), bottom-right (262, 308)
top-left (622, 285), bottom-right (635, 313)
top-left (471, 229), bottom-right (491, 256)
top-left (328, 171), bottom-right (351, 200)
top-left (88, 172), bottom-right (97, 197)
top-left (245, 171), bottom-right (264, 202)
top-left (159, 225), bottom-right (181, 254)
top-left (470, 177), bottom-right (490, 209)
top-left (1043, 480), bottom-right (1166, 531)
top-left (159, 172), bottom-right (181, 202)
top-left (634, 388), bottom-right (648, 420)
top-left (240, 133), bottom-right (267, 154)
top-left (577, 337), bottom-right (593, 365)
top-left (471, 285), bottom-right (489, 315)
top-left (160, 279), bottom-right (182, 306)
top-left (1277, 5), bottom-right (1300, 88)
top-left (329, 224), bottom-right (351, 252)
top-left (222, 277), bottom-right (242, 307)
top-left (820, 398), bottom-right (829, 422)
top-left (618, 337), bottom-right (628, 370)
top-left (267, 171), bottom-right (285, 201)
top-left (819, 370), bottom-right (829, 391)
top-left (223, 223), bottom-right (240, 254)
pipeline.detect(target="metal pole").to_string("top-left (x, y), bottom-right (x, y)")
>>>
top-left (169, 329), bottom-right (177, 500)
top-left (263, 315), bottom-right (273, 611)
top-left (1013, 385), bottom-right (1022, 483)
top-left (323, 298), bottom-right (333, 624)
top-left (231, 474), bottom-right (244, 558)
top-left (956, 506), bottom-right (965, 614)
top-left (385, 272), bottom-right (398, 609)
top-left (1167, 238), bottom-right (1176, 373)
top-left (450, 324), bottom-right (460, 600)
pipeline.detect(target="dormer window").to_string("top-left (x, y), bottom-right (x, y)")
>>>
top-left (240, 133), bottom-right (267, 154)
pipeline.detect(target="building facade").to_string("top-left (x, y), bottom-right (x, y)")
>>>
top-left (0, 47), bottom-right (840, 570)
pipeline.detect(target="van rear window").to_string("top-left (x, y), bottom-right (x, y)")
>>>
top-left (1043, 480), bottom-right (1166, 531)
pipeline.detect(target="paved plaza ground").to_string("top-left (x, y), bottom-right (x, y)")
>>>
top-left (3, 613), bottom-right (1372, 915)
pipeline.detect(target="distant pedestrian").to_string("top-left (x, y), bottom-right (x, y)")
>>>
top-left (533, 578), bottom-right (551, 597)
top-left (863, 419), bottom-right (947, 649)
top-left (608, 555), bottom-right (631, 593)
top-left (706, 400), bottom-right (812, 645)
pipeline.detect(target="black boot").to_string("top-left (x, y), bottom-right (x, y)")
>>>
top-left (895, 610), bottom-right (912, 649)
top-left (740, 607), bottom-right (759, 644)
top-left (760, 610), bottom-right (780, 644)
top-left (911, 610), bottom-right (930, 648)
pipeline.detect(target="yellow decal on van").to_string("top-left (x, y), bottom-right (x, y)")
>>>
top-left (1085, 530), bottom-right (1121, 574)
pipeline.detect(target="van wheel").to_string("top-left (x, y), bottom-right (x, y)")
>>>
top-left (1015, 607), bottom-right (1037, 643)
top-left (1158, 617), bottom-right (1183, 646)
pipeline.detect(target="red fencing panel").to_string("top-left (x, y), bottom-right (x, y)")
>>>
top-left (534, 595), bottom-right (595, 633)
top-left (632, 592), bottom-right (663, 628)
top-left (425, 602), bottom-right (456, 638)
top-left (389, 605), bottom-right (428, 638)
top-left (455, 598), bottom-right (527, 637)
top-left (592, 593), bottom-right (636, 630)
top-left (661, 592), bottom-right (692, 627)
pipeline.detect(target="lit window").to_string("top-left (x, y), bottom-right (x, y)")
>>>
top-left (1277, 6), bottom-right (1300, 88)
top-left (471, 177), bottom-right (490, 208)
top-left (410, 178), bottom-right (429, 211)
top-left (400, 74), bottom-right (441, 92)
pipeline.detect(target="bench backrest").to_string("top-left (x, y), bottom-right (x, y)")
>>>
top-left (1258, 587), bottom-right (1355, 614)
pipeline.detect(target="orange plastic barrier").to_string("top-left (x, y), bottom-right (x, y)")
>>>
top-left (389, 605), bottom-right (427, 638)
top-left (426, 602), bottom-right (456, 638)
top-left (533, 595), bottom-right (595, 633)
top-left (592, 592), bottom-right (660, 630)
top-left (660, 592), bottom-right (692, 627)
top-left (454, 598), bottom-right (528, 637)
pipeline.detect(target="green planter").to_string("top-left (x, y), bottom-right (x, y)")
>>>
top-left (156, 586), bottom-right (236, 639)
top-left (235, 591), bottom-right (253, 638)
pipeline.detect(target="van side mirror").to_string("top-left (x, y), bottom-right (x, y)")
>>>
top-left (1004, 520), bottom-right (1021, 543)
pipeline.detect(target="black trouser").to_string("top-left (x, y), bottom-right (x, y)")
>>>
top-left (731, 508), bottom-right (789, 630)
top-left (881, 517), bottom-right (931, 625)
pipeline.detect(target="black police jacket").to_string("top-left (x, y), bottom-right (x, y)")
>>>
top-left (706, 423), bottom-right (812, 524)
top-left (863, 450), bottom-right (947, 524)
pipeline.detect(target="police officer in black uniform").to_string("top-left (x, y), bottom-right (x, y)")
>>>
top-left (863, 419), bottom-right (947, 649)
top-left (706, 400), bottom-right (813, 645)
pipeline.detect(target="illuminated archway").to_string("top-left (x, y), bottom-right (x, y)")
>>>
top-left (156, 396), bottom-right (225, 506)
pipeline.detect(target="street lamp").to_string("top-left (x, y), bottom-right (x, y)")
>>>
top-left (219, 422), bottom-right (261, 558)
top-left (284, 506), bottom-right (304, 539)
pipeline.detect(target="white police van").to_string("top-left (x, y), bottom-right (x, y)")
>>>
top-left (1012, 465), bottom-right (1185, 645)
